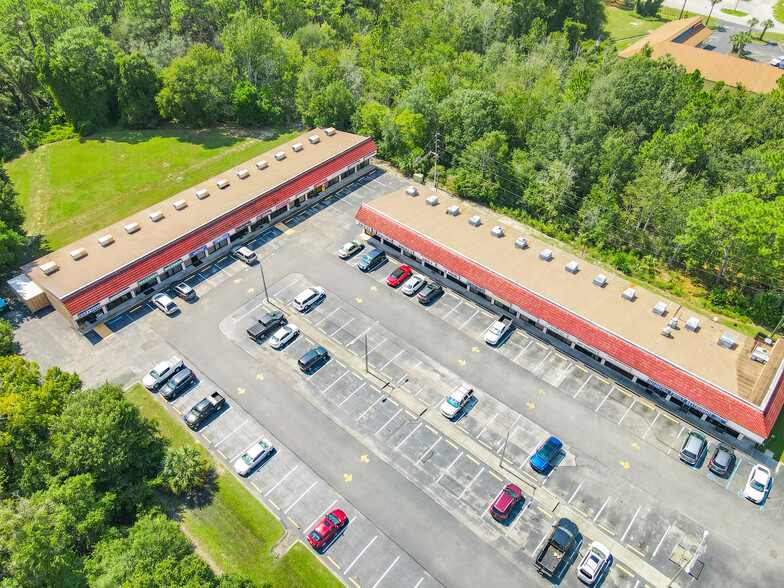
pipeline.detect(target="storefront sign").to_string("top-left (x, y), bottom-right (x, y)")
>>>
top-left (109, 290), bottom-right (128, 302)
top-left (138, 272), bottom-right (159, 286)
top-left (212, 233), bottom-right (230, 246)
top-left (189, 245), bottom-right (207, 258)
top-left (466, 281), bottom-right (484, 293)
top-left (75, 302), bottom-right (102, 319)
top-left (164, 260), bottom-right (183, 272)
top-left (234, 221), bottom-right (251, 231)
top-left (648, 379), bottom-right (727, 424)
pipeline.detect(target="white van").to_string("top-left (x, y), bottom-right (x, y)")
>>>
top-left (231, 245), bottom-right (256, 264)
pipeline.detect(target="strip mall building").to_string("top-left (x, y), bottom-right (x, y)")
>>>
top-left (20, 128), bottom-right (377, 330)
top-left (356, 188), bottom-right (784, 443)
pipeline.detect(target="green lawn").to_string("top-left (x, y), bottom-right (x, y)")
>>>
top-left (5, 125), bottom-right (299, 251)
top-left (721, 8), bottom-right (748, 17)
top-left (756, 409), bottom-right (784, 464)
top-left (125, 383), bottom-right (342, 588)
top-left (776, 0), bottom-right (784, 23)
top-left (603, 6), bottom-right (673, 50)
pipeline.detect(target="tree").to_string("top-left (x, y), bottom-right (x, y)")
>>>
top-left (115, 53), bottom-right (162, 129)
top-left (705, 0), bottom-right (721, 26)
top-left (747, 17), bottom-right (759, 34)
top-left (35, 26), bottom-right (120, 134)
top-left (438, 89), bottom-right (500, 156)
top-left (759, 19), bottom-right (775, 40)
top-left (0, 170), bottom-right (25, 234)
top-left (0, 319), bottom-right (14, 356)
top-left (161, 446), bottom-right (212, 498)
top-left (729, 31), bottom-right (752, 55)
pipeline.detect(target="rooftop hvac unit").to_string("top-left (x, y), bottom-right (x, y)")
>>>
top-left (97, 234), bottom-right (114, 247)
top-left (621, 287), bottom-right (637, 301)
top-left (40, 261), bottom-right (59, 275)
top-left (237, 169), bottom-right (250, 179)
top-left (405, 186), bottom-right (418, 197)
top-left (669, 317), bottom-right (679, 328)
top-left (215, 179), bottom-right (229, 189)
top-left (593, 274), bottom-right (607, 287)
top-left (661, 325), bottom-right (673, 337)
top-left (490, 226), bottom-right (504, 238)
top-left (469, 215), bottom-right (482, 227)
top-left (446, 205), bottom-right (460, 216)
top-left (652, 301), bottom-right (667, 316)
top-left (255, 160), bottom-right (268, 170)
top-left (685, 317), bottom-right (700, 332)
top-left (274, 151), bottom-right (286, 161)
top-left (149, 210), bottom-right (164, 222)
top-left (565, 261), bottom-right (579, 274)
top-left (426, 195), bottom-right (439, 206)
top-left (309, 135), bottom-right (320, 144)
top-left (292, 142), bottom-right (303, 152)
top-left (539, 248), bottom-right (553, 261)
top-left (515, 236), bottom-right (528, 249)
top-left (751, 346), bottom-right (770, 363)
top-left (173, 199), bottom-right (187, 210)
top-left (195, 189), bottom-right (210, 199)
top-left (325, 127), bottom-right (336, 136)
top-left (70, 247), bottom-right (87, 260)
top-left (718, 331), bottom-right (738, 349)
top-left (125, 222), bottom-right (140, 234)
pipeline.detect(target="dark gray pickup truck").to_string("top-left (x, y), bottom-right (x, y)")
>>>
top-left (184, 392), bottom-right (225, 429)
top-left (535, 517), bottom-right (579, 578)
top-left (247, 310), bottom-right (286, 341)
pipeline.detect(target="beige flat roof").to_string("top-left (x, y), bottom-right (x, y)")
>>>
top-left (25, 129), bottom-right (365, 299)
top-left (366, 189), bottom-right (772, 403)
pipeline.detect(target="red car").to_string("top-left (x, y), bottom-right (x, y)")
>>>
top-left (307, 509), bottom-right (347, 550)
top-left (386, 264), bottom-right (412, 287)
top-left (489, 483), bottom-right (523, 521)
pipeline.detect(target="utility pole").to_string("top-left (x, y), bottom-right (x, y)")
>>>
top-left (499, 428), bottom-right (511, 469)
top-left (364, 334), bottom-right (369, 373)
top-left (432, 131), bottom-right (440, 192)
top-left (259, 264), bottom-right (269, 302)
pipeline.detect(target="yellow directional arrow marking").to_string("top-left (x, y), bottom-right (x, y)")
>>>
top-left (526, 402), bottom-right (535, 410)
top-left (343, 473), bottom-right (353, 482)
top-left (538, 389), bottom-right (546, 395)
top-left (234, 278), bottom-right (242, 284)
top-left (247, 287), bottom-right (255, 293)
top-left (256, 373), bottom-right (264, 380)
top-left (620, 460), bottom-right (630, 469)
top-left (458, 359), bottom-right (467, 366)
top-left (370, 286), bottom-right (378, 291)
top-left (238, 387), bottom-right (246, 395)
top-left (631, 442), bottom-right (639, 450)
top-left (360, 455), bottom-right (369, 463)
top-left (355, 297), bottom-right (363, 303)
top-left (472, 346), bottom-right (480, 353)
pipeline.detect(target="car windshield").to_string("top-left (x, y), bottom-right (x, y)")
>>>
top-left (241, 454), bottom-right (254, 465)
top-left (447, 397), bottom-right (460, 408)
top-left (327, 514), bottom-right (340, 525)
top-left (751, 478), bottom-right (766, 491)
top-left (489, 325), bottom-right (502, 335)
top-left (149, 369), bottom-right (160, 379)
top-left (195, 400), bottom-right (209, 412)
top-left (504, 488), bottom-right (518, 499)
top-left (165, 302), bottom-right (176, 310)
top-left (539, 442), bottom-right (557, 459)
top-left (165, 379), bottom-right (176, 389)
top-left (391, 269), bottom-right (404, 278)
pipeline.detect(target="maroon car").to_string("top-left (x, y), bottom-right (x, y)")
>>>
top-left (489, 484), bottom-right (523, 521)
top-left (386, 264), bottom-right (412, 287)
top-left (307, 509), bottom-right (347, 550)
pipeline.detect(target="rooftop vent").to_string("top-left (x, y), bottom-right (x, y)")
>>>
top-left (718, 331), bottom-right (738, 349)
top-left (490, 226), bottom-right (504, 238)
top-left (565, 261), bottom-right (579, 274)
top-left (125, 222), bottom-right (140, 234)
top-left (40, 261), bottom-right (59, 276)
top-left (652, 301), bottom-right (667, 316)
top-left (669, 317), bottom-right (679, 329)
top-left (621, 287), bottom-right (637, 301)
top-left (255, 160), bottom-right (268, 170)
top-left (70, 247), bottom-right (87, 260)
top-left (515, 236), bottom-right (528, 249)
top-left (237, 169), bottom-right (250, 179)
top-left (292, 142), bottom-right (303, 152)
top-left (446, 205), bottom-right (460, 216)
top-left (173, 199), bottom-right (187, 211)
top-left (309, 135), bottom-right (320, 144)
top-left (405, 186), bottom-right (419, 197)
top-left (469, 215), bottom-right (482, 227)
top-left (539, 248), bottom-right (553, 261)
top-left (97, 234), bottom-right (114, 247)
top-left (215, 179), bottom-right (229, 189)
top-left (325, 127), bottom-right (336, 136)
top-left (195, 189), bottom-right (210, 199)
top-left (426, 195), bottom-right (439, 206)
top-left (274, 151), bottom-right (286, 161)
top-left (661, 325), bottom-right (673, 337)
top-left (149, 210), bottom-right (164, 222)
top-left (593, 274), bottom-right (607, 287)
top-left (685, 317), bottom-right (700, 332)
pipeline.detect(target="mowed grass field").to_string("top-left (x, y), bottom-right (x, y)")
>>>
top-left (603, 5), bottom-right (674, 50)
top-left (126, 383), bottom-right (342, 588)
top-left (5, 125), bottom-right (300, 251)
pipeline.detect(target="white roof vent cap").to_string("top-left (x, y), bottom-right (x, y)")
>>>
top-left (446, 205), bottom-right (460, 216)
top-left (515, 236), bottom-right (528, 249)
top-left (97, 234), bottom-right (114, 247)
top-left (215, 179), bottom-right (229, 189)
top-left (173, 199), bottom-right (187, 210)
top-left (195, 189), bottom-right (209, 199)
top-left (621, 287), bottom-right (637, 301)
top-left (325, 127), bottom-right (336, 136)
top-left (565, 261), bottom-right (579, 274)
top-left (309, 135), bottom-right (320, 144)
top-left (292, 142), bottom-right (303, 152)
top-left (70, 247), bottom-right (87, 260)
top-left (490, 226), bottom-right (504, 238)
top-left (685, 317), bottom-right (700, 332)
top-left (593, 274), bottom-right (607, 287)
top-left (274, 151), bottom-right (286, 161)
top-left (539, 248), bottom-right (553, 261)
top-left (125, 222), bottom-right (140, 234)
top-left (469, 215), bottom-right (482, 227)
top-left (255, 160), bottom-right (268, 170)
top-left (149, 210), bottom-right (164, 222)
top-left (426, 195), bottom-right (439, 206)
top-left (40, 261), bottom-right (59, 275)
top-left (405, 186), bottom-right (418, 197)
top-left (652, 301), bottom-right (667, 316)
top-left (237, 169), bottom-right (250, 179)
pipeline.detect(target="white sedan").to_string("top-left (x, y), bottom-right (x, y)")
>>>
top-left (269, 324), bottom-right (299, 349)
top-left (576, 541), bottom-right (611, 585)
top-left (439, 383), bottom-right (473, 419)
top-left (743, 464), bottom-right (772, 504)
top-left (292, 287), bottom-right (325, 312)
top-left (402, 274), bottom-right (426, 296)
top-left (151, 293), bottom-right (178, 315)
top-left (234, 438), bottom-right (274, 476)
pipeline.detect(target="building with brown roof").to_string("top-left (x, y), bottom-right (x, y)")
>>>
top-left (619, 16), bottom-right (784, 93)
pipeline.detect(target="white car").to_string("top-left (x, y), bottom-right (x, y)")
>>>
top-left (142, 357), bottom-right (184, 390)
top-left (151, 293), bottom-right (178, 315)
top-left (337, 240), bottom-right (363, 259)
top-left (269, 324), bottom-right (299, 349)
top-left (402, 274), bottom-right (426, 296)
top-left (440, 383), bottom-right (473, 419)
top-left (234, 438), bottom-right (274, 476)
top-left (576, 541), bottom-right (611, 584)
top-left (293, 287), bottom-right (325, 311)
top-left (770, 55), bottom-right (784, 67)
top-left (743, 464), bottom-right (772, 504)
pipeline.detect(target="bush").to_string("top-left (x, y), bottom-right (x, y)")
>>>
top-left (749, 291), bottom-right (783, 328)
top-left (0, 318), bottom-right (15, 356)
top-left (613, 251), bottom-right (638, 275)
top-left (161, 446), bottom-right (213, 498)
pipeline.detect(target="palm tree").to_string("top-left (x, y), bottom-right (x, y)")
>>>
top-left (747, 17), bottom-right (759, 34)
top-left (705, 0), bottom-right (721, 27)
top-left (161, 446), bottom-right (212, 498)
top-left (730, 31), bottom-right (753, 55)
top-left (759, 18), bottom-right (775, 40)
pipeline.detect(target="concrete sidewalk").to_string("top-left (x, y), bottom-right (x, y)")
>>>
top-left (662, 0), bottom-right (782, 27)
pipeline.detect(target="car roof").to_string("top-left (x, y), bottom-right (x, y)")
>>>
top-left (170, 368), bottom-right (192, 382)
top-left (247, 440), bottom-right (270, 458)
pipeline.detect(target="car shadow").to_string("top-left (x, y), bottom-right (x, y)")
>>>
top-left (453, 396), bottom-right (478, 421)
top-left (549, 533), bottom-right (583, 585)
top-left (243, 448), bottom-right (277, 477)
top-left (316, 520), bottom-right (349, 553)
top-left (492, 494), bottom-right (527, 527)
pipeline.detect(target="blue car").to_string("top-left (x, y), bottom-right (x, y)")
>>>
top-left (530, 436), bottom-right (562, 473)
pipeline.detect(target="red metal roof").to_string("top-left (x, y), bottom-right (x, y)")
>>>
top-left (63, 139), bottom-right (376, 315)
top-left (356, 205), bottom-right (784, 439)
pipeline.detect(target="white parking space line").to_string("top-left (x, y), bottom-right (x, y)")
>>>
top-left (306, 500), bottom-right (338, 534)
top-left (413, 578), bottom-right (424, 588)
top-left (476, 412), bottom-right (498, 439)
top-left (593, 496), bottom-right (611, 522)
top-left (331, 317), bottom-right (355, 336)
top-left (423, 437), bottom-right (443, 460)
top-left (568, 482), bottom-right (583, 504)
top-left (284, 481), bottom-right (319, 514)
top-left (436, 452), bottom-right (465, 483)
top-left (595, 387), bottom-right (615, 412)
top-left (458, 308), bottom-right (481, 330)
top-left (372, 556), bottom-right (400, 588)
top-left (232, 434), bottom-right (269, 461)
top-left (513, 339), bottom-right (535, 362)
top-left (642, 412), bottom-right (660, 440)
top-left (238, 299), bottom-right (269, 321)
top-left (379, 349), bottom-right (404, 371)
top-left (344, 535), bottom-right (378, 575)
top-left (573, 374), bottom-right (593, 399)
top-left (375, 408), bottom-right (403, 436)
top-left (618, 399), bottom-right (636, 425)
top-left (537, 350), bottom-right (553, 366)
top-left (441, 299), bottom-right (463, 319)
top-left (315, 307), bottom-right (340, 327)
top-left (652, 524), bottom-right (672, 558)
top-left (532, 528), bottom-right (551, 557)
top-left (339, 383), bottom-right (366, 407)
top-left (272, 277), bottom-right (301, 298)
top-left (620, 505), bottom-right (642, 542)
top-left (725, 461), bottom-right (742, 489)
top-left (214, 419), bottom-right (249, 447)
top-left (368, 338), bottom-right (388, 355)
top-left (356, 395), bottom-right (384, 421)
top-left (347, 321), bottom-right (379, 346)
top-left (458, 467), bottom-right (485, 499)
top-left (396, 423), bottom-right (423, 449)
top-left (266, 465), bottom-right (299, 496)
top-left (323, 370), bottom-right (351, 394)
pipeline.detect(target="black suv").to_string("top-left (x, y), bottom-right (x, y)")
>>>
top-left (299, 346), bottom-right (329, 372)
top-left (417, 282), bottom-right (444, 305)
top-left (247, 310), bottom-right (286, 341)
top-left (358, 248), bottom-right (386, 272)
top-left (161, 368), bottom-right (195, 400)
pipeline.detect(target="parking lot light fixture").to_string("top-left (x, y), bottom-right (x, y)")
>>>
top-left (260, 264), bottom-right (269, 302)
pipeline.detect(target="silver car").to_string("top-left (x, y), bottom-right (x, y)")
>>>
top-left (151, 292), bottom-right (178, 315)
top-left (293, 287), bottom-right (325, 312)
top-left (234, 438), bottom-right (274, 476)
top-left (402, 274), bottom-right (426, 296)
top-left (576, 541), bottom-right (611, 584)
top-left (440, 383), bottom-right (473, 419)
top-left (269, 324), bottom-right (299, 349)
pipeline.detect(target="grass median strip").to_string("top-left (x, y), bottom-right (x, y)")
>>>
top-left (125, 383), bottom-right (342, 588)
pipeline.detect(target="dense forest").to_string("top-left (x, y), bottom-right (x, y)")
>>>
top-left (1, 0), bottom-right (783, 327)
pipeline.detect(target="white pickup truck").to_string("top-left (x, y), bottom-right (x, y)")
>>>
top-left (142, 356), bottom-right (184, 390)
top-left (484, 315), bottom-right (513, 345)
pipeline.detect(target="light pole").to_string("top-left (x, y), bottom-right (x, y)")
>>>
top-left (259, 264), bottom-right (269, 302)
top-left (499, 428), bottom-right (511, 468)
top-left (364, 334), bottom-right (369, 373)
top-left (668, 530), bottom-right (708, 587)
top-left (678, 0), bottom-right (688, 19)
